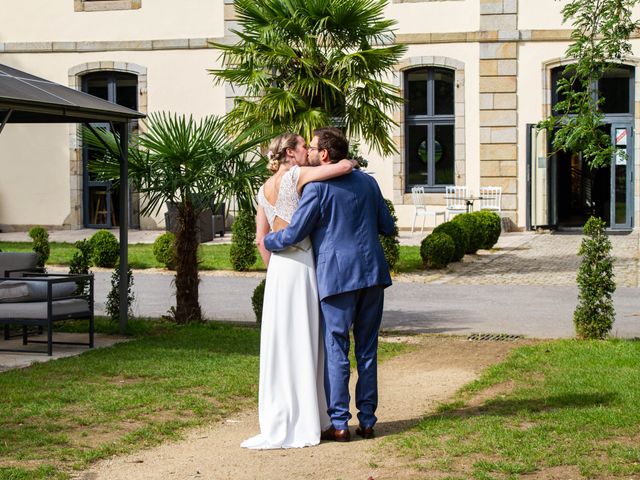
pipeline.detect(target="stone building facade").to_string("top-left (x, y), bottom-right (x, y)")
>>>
top-left (1, 0), bottom-right (639, 232)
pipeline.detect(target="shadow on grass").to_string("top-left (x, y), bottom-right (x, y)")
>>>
top-left (54, 318), bottom-right (261, 357)
top-left (369, 416), bottom-right (426, 440)
top-left (331, 393), bottom-right (617, 443)
top-left (431, 392), bottom-right (617, 420)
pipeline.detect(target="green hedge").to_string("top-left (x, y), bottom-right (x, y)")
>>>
top-left (472, 211), bottom-right (501, 249)
top-left (89, 230), bottom-right (119, 268)
top-left (28, 226), bottom-right (50, 268)
top-left (153, 232), bottom-right (176, 270)
top-left (380, 199), bottom-right (400, 272)
top-left (420, 232), bottom-right (455, 269)
top-left (451, 213), bottom-right (483, 254)
top-left (252, 279), bottom-right (266, 324)
top-left (230, 209), bottom-right (257, 271)
top-left (432, 221), bottom-right (468, 262)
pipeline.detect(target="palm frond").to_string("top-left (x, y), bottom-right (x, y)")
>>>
top-left (210, 0), bottom-right (406, 155)
top-left (87, 112), bottom-right (272, 217)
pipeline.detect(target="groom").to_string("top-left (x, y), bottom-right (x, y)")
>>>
top-left (263, 127), bottom-right (395, 442)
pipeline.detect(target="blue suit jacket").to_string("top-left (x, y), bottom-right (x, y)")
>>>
top-left (264, 169), bottom-right (395, 300)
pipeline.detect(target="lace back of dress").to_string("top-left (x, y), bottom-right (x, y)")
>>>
top-left (275, 166), bottom-right (300, 224)
top-left (258, 166), bottom-right (300, 230)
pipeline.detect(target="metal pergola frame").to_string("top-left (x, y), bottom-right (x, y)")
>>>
top-left (0, 63), bottom-right (146, 334)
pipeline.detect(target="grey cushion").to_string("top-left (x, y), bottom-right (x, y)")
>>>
top-left (0, 278), bottom-right (77, 302)
top-left (0, 252), bottom-right (38, 277)
top-left (0, 299), bottom-right (90, 319)
top-left (0, 281), bottom-right (30, 302)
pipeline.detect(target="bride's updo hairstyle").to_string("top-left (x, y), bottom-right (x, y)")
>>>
top-left (266, 132), bottom-right (299, 173)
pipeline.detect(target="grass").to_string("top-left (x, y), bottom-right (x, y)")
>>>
top-left (396, 245), bottom-right (424, 272)
top-left (391, 339), bottom-right (640, 479)
top-left (0, 319), bottom-right (409, 479)
top-left (0, 241), bottom-right (423, 273)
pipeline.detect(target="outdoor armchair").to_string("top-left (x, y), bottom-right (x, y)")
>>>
top-left (0, 272), bottom-right (94, 356)
top-left (1, 251), bottom-right (43, 340)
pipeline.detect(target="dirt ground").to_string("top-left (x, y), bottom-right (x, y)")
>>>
top-left (77, 335), bottom-right (527, 480)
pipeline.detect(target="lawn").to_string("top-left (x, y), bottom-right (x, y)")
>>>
top-left (391, 339), bottom-right (640, 479)
top-left (0, 242), bottom-right (424, 273)
top-left (0, 320), bottom-right (408, 480)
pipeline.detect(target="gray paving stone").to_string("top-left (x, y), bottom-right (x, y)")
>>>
top-left (2, 229), bottom-right (637, 341)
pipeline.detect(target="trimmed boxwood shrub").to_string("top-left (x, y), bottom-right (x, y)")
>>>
top-left (105, 266), bottom-right (135, 324)
top-left (153, 232), bottom-right (177, 270)
top-left (230, 209), bottom-right (257, 271)
top-left (451, 213), bottom-right (483, 254)
top-left (252, 279), bottom-right (266, 324)
top-left (473, 211), bottom-right (501, 249)
top-left (69, 239), bottom-right (92, 295)
top-left (432, 221), bottom-right (468, 262)
top-left (89, 230), bottom-right (119, 268)
top-left (420, 232), bottom-right (455, 269)
top-left (28, 226), bottom-right (50, 268)
top-left (574, 216), bottom-right (615, 339)
top-left (380, 199), bottom-right (400, 272)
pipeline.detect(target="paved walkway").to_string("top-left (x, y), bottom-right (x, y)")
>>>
top-left (0, 333), bottom-right (128, 371)
top-left (73, 229), bottom-right (638, 339)
top-left (1, 229), bottom-right (638, 368)
top-left (398, 230), bottom-right (640, 288)
top-left (4, 228), bottom-right (635, 287)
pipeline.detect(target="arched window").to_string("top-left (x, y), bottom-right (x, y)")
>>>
top-left (405, 67), bottom-right (455, 190)
top-left (551, 64), bottom-right (633, 114)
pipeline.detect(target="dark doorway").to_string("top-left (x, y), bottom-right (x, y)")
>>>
top-left (81, 71), bottom-right (138, 228)
top-left (548, 65), bottom-right (635, 230)
top-left (555, 149), bottom-right (610, 227)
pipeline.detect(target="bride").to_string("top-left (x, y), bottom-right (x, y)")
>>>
top-left (241, 132), bottom-right (355, 449)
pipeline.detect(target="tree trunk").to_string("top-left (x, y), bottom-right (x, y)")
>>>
top-left (174, 200), bottom-right (202, 324)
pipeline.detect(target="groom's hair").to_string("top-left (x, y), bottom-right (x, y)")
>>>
top-left (314, 127), bottom-right (349, 163)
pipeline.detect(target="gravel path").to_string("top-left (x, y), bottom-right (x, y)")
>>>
top-left (77, 336), bottom-right (526, 480)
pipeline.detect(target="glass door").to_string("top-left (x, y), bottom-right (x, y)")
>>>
top-left (527, 125), bottom-right (555, 229)
top-left (81, 72), bottom-right (138, 228)
top-left (610, 123), bottom-right (634, 229)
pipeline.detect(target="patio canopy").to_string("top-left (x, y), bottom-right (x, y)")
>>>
top-left (0, 63), bottom-right (145, 334)
top-left (0, 63), bottom-right (145, 126)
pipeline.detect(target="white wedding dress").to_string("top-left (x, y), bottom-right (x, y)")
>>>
top-left (241, 166), bottom-right (331, 450)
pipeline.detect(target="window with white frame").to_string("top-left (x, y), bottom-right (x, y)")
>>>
top-left (405, 67), bottom-right (455, 191)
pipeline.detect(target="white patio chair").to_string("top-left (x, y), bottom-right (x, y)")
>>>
top-left (478, 186), bottom-right (502, 215)
top-left (444, 185), bottom-right (468, 220)
top-left (411, 186), bottom-right (445, 233)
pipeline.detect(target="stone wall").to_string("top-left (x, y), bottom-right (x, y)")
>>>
top-left (479, 0), bottom-right (518, 227)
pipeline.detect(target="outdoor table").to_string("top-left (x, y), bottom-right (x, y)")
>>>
top-left (444, 194), bottom-right (485, 213)
top-left (462, 195), bottom-right (484, 212)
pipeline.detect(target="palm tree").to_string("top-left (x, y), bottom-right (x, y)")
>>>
top-left (86, 112), bottom-right (269, 324)
top-left (209, 0), bottom-right (407, 155)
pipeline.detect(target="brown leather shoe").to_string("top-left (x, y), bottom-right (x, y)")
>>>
top-left (356, 426), bottom-right (375, 439)
top-left (321, 426), bottom-right (351, 442)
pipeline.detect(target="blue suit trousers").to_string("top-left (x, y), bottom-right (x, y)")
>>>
top-left (320, 285), bottom-right (385, 430)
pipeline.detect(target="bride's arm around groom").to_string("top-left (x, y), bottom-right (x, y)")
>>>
top-left (263, 127), bottom-right (395, 441)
